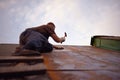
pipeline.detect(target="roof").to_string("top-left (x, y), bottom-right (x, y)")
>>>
top-left (0, 44), bottom-right (120, 80)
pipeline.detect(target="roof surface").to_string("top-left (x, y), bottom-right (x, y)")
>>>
top-left (0, 44), bottom-right (120, 80)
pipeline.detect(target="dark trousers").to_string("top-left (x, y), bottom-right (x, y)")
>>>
top-left (19, 29), bottom-right (53, 53)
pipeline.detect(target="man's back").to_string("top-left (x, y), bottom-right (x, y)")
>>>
top-left (27, 25), bottom-right (55, 39)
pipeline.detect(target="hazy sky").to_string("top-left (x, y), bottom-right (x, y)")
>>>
top-left (0, 0), bottom-right (120, 45)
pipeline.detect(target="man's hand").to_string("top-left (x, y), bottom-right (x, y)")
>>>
top-left (60, 37), bottom-right (65, 43)
top-left (53, 45), bottom-right (64, 49)
top-left (60, 32), bottom-right (67, 43)
top-left (51, 32), bottom-right (67, 43)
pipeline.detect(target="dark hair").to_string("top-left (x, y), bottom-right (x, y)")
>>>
top-left (47, 22), bottom-right (55, 27)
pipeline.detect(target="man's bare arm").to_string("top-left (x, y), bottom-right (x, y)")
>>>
top-left (51, 34), bottom-right (65, 43)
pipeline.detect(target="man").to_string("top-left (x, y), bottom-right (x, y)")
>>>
top-left (13, 22), bottom-right (66, 56)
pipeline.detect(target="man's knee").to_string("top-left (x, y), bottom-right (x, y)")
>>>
top-left (41, 43), bottom-right (53, 53)
top-left (47, 44), bottom-right (53, 52)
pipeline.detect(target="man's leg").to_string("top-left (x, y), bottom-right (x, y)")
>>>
top-left (39, 42), bottom-right (53, 53)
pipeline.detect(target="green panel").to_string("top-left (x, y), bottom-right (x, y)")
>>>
top-left (91, 36), bottom-right (120, 51)
top-left (100, 39), bottom-right (120, 51)
top-left (94, 38), bottom-right (101, 47)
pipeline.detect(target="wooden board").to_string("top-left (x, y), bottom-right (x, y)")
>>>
top-left (0, 56), bottom-right (43, 63)
top-left (0, 44), bottom-right (49, 80)
top-left (47, 70), bottom-right (120, 80)
top-left (0, 44), bottom-right (18, 56)
top-left (0, 63), bottom-right (46, 78)
top-left (43, 46), bottom-right (120, 80)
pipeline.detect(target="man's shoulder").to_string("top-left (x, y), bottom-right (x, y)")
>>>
top-left (37, 25), bottom-right (48, 28)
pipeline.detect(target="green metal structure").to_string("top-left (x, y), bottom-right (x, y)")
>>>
top-left (91, 35), bottom-right (120, 51)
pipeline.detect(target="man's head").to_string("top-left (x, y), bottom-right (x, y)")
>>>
top-left (47, 22), bottom-right (55, 30)
top-left (47, 22), bottom-right (55, 27)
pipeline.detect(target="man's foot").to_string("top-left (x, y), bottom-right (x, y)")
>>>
top-left (12, 46), bottom-right (22, 56)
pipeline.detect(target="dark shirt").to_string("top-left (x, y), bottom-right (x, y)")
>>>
top-left (27, 25), bottom-right (55, 39)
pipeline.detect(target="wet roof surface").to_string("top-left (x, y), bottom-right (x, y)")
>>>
top-left (43, 46), bottom-right (120, 80)
top-left (0, 44), bottom-right (120, 80)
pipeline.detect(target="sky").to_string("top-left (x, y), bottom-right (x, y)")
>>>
top-left (0, 0), bottom-right (120, 45)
